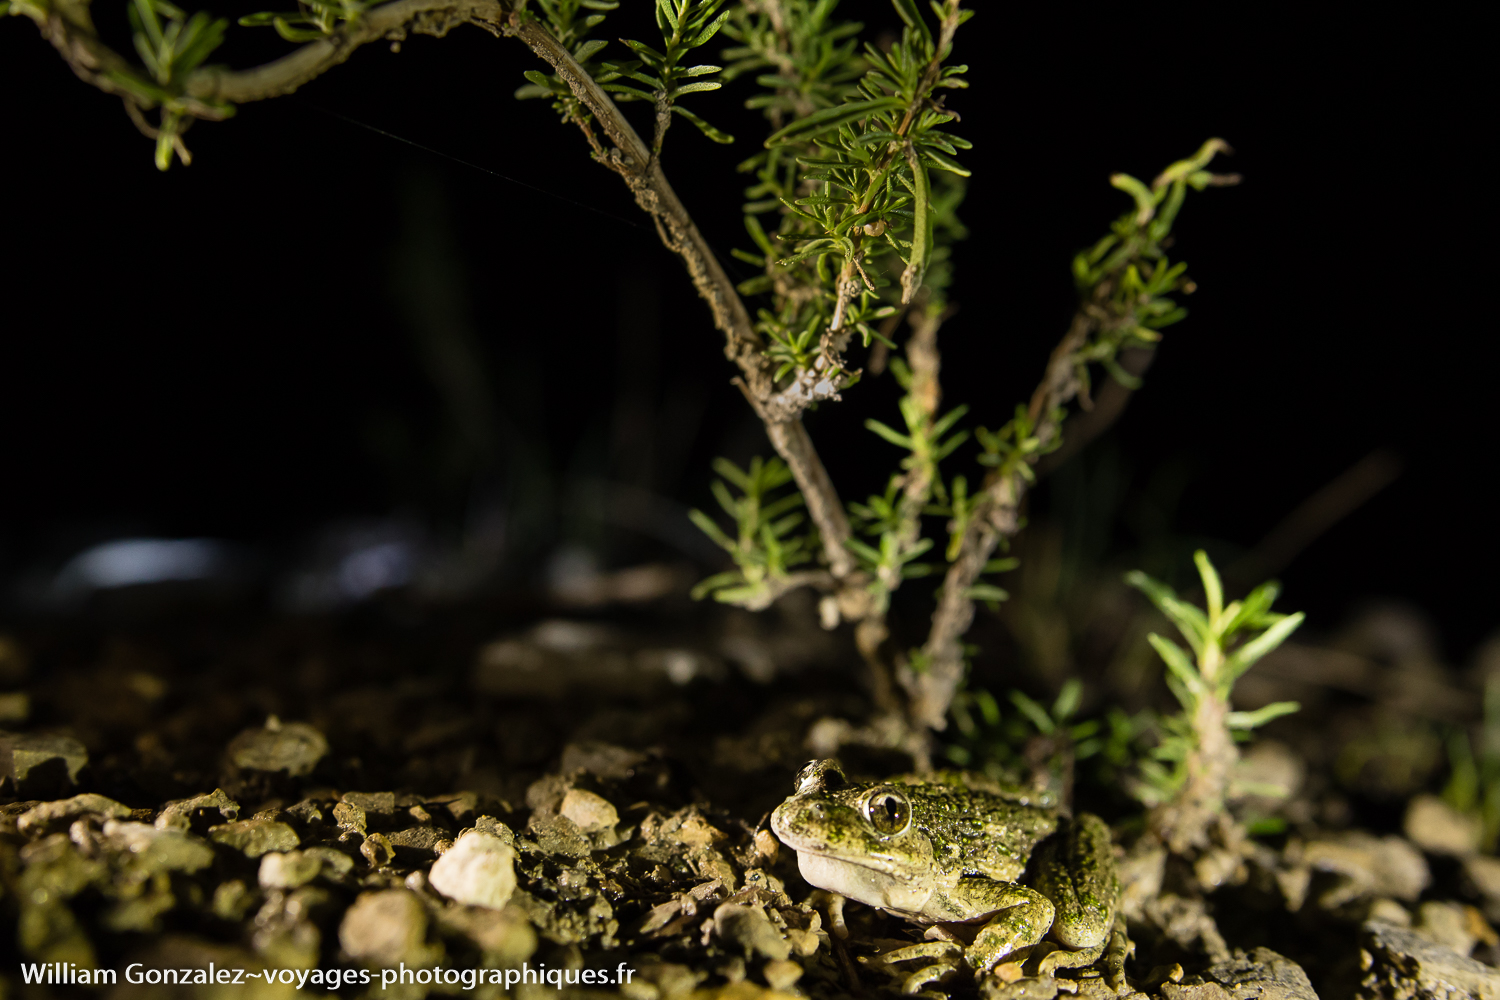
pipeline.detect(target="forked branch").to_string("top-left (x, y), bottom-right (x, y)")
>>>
top-left (14, 0), bottom-right (860, 590)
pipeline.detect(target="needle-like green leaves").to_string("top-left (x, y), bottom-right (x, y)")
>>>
top-left (688, 457), bottom-right (815, 607)
top-left (764, 97), bottom-right (905, 147)
top-left (600, 0), bottom-right (734, 149)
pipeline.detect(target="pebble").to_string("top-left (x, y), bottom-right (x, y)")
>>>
top-left (339, 889), bottom-right (429, 965)
top-left (1, 732), bottom-right (89, 793)
top-left (259, 850), bottom-right (325, 889)
top-left (437, 903), bottom-right (537, 966)
top-left (360, 831), bottom-right (395, 868)
top-left (1412, 899), bottom-right (1479, 955)
top-left (761, 959), bottom-right (803, 991)
top-left (1361, 920), bottom-right (1500, 999)
top-left (1164, 948), bottom-right (1316, 1000)
top-left (18, 793), bottom-right (131, 834)
top-left (155, 788), bottom-right (240, 830)
top-left (1468, 855), bottom-right (1500, 922)
top-left (388, 825), bottom-right (445, 859)
top-left (1404, 794), bottom-right (1483, 856)
top-left (713, 903), bottom-right (790, 961)
top-left (209, 817), bottom-right (300, 857)
top-left (333, 800), bottom-right (367, 835)
top-left (1302, 831), bottom-right (1430, 905)
top-left (428, 829), bottom-right (517, 909)
top-left (227, 718), bottom-right (328, 776)
top-left (1366, 898), bottom-right (1411, 926)
top-left (342, 790), bottom-right (396, 815)
top-left (101, 820), bottom-right (216, 873)
top-left (560, 788), bottom-right (619, 832)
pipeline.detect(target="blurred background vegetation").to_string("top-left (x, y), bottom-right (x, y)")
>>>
top-left (0, 4), bottom-right (1485, 658)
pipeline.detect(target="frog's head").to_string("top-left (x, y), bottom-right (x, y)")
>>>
top-left (770, 759), bottom-right (936, 888)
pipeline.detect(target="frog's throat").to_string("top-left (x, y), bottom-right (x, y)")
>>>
top-left (795, 850), bottom-right (935, 917)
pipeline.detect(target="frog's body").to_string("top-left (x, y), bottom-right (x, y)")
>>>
top-left (770, 760), bottom-right (1122, 981)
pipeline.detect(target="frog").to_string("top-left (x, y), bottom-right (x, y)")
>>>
top-left (770, 759), bottom-right (1123, 989)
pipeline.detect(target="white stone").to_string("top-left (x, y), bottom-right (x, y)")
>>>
top-left (560, 788), bottom-right (618, 833)
top-left (427, 830), bottom-right (517, 909)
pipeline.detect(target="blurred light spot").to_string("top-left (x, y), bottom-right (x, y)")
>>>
top-left (336, 541), bottom-right (414, 599)
top-left (60, 538), bottom-right (227, 590)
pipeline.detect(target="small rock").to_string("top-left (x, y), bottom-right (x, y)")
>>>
top-left (1467, 855), bottom-right (1500, 922)
top-left (1194, 848), bottom-right (1242, 890)
top-left (428, 829), bottom-right (517, 909)
top-left (714, 903), bottom-right (790, 961)
top-left (1303, 832), bottom-right (1430, 906)
top-left (1413, 900), bottom-right (1478, 956)
top-left (434, 791), bottom-right (478, 825)
top-left (1145, 894), bottom-right (1231, 963)
top-left (753, 828), bottom-right (779, 864)
top-left (360, 832), bottom-right (395, 868)
top-left (1161, 984), bottom-right (1232, 1000)
top-left (436, 903), bottom-right (537, 966)
top-left (627, 961), bottom-right (705, 1000)
top-left (1193, 947), bottom-right (1317, 1000)
top-left (1118, 844), bottom-right (1167, 922)
top-left (529, 813), bottom-right (594, 858)
top-left (474, 815), bottom-right (516, 846)
top-left (1, 732), bottom-right (88, 794)
top-left (560, 788), bottom-right (619, 832)
top-left (209, 817), bottom-right (300, 857)
top-left (1360, 920), bottom-right (1500, 999)
top-left (339, 889), bottom-right (431, 967)
top-left (388, 825), bottom-right (446, 861)
top-left (18, 793), bottom-right (132, 834)
top-left (155, 788), bottom-right (240, 830)
top-left (102, 820), bottom-right (216, 873)
top-left (762, 959), bottom-right (802, 991)
top-left (333, 800), bottom-right (367, 835)
top-left (213, 880), bottom-right (255, 922)
top-left (227, 718), bottom-right (328, 776)
top-left (1405, 794), bottom-right (1483, 856)
top-left (1366, 898), bottom-right (1412, 927)
top-left (259, 851), bottom-right (325, 889)
top-left (980, 975), bottom-right (1059, 1000)
top-left (285, 797), bottom-right (325, 825)
top-left (303, 845), bottom-right (355, 878)
top-left (342, 790), bottom-right (396, 816)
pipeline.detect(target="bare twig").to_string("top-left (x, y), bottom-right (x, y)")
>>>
top-left (1034, 346), bottom-right (1156, 478)
top-left (509, 15), bottom-right (863, 589)
top-left (760, 415), bottom-right (858, 581)
top-left (907, 308), bottom-right (1096, 730)
top-left (17, 0), bottom-right (864, 596)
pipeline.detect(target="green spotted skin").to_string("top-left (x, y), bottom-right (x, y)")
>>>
top-left (771, 760), bottom-right (1121, 972)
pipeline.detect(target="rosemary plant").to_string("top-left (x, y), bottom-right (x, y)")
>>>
top-left (10, 0), bottom-right (1242, 758)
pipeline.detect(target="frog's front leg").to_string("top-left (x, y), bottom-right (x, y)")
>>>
top-left (1031, 813), bottom-right (1122, 975)
top-left (935, 879), bottom-right (1055, 973)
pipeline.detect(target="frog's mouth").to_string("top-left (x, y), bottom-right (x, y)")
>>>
top-left (785, 842), bottom-right (935, 917)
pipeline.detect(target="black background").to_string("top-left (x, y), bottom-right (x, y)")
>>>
top-left (1, 4), bottom-right (1489, 655)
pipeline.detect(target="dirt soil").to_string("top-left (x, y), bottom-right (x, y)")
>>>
top-left (2, 596), bottom-right (1498, 1000)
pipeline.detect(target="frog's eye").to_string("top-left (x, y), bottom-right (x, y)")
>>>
top-left (862, 787), bottom-right (911, 836)
top-left (795, 759), bottom-right (846, 794)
